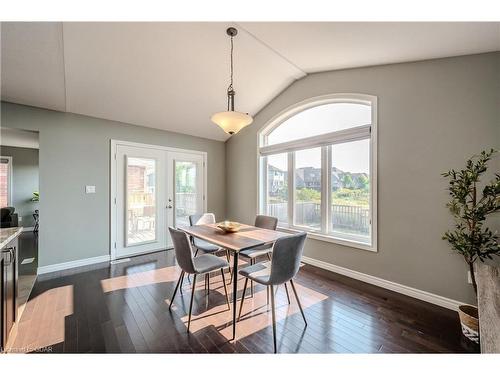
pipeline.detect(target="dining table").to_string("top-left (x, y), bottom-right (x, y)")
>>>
top-left (179, 222), bottom-right (290, 340)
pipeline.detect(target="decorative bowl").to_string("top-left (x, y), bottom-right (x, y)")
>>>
top-left (216, 221), bottom-right (241, 233)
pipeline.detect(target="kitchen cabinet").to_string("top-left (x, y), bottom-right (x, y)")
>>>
top-left (1, 228), bottom-right (20, 351)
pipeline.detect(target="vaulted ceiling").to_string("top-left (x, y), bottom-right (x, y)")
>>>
top-left (2, 22), bottom-right (499, 141)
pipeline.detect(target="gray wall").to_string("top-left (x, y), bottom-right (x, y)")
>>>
top-left (226, 52), bottom-right (500, 305)
top-left (1, 102), bottom-right (226, 267)
top-left (0, 145), bottom-right (39, 226)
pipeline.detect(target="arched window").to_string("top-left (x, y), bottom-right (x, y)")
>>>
top-left (258, 94), bottom-right (377, 251)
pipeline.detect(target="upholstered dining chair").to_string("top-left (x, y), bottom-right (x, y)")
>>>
top-left (237, 232), bottom-right (307, 353)
top-left (168, 226), bottom-right (230, 332)
top-left (189, 213), bottom-right (232, 286)
top-left (239, 215), bottom-right (279, 298)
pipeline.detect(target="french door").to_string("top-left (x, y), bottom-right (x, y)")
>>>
top-left (112, 141), bottom-right (206, 260)
top-left (166, 152), bottom-right (205, 248)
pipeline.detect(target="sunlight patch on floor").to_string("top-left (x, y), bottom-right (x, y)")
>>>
top-left (174, 272), bottom-right (328, 341)
top-left (9, 285), bottom-right (74, 353)
top-left (100, 265), bottom-right (182, 293)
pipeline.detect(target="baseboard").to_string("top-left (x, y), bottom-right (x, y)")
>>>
top-left (22, 227), bottom-right (34, 232)
top-left (301, 256), bottom-right (466, 311)
top-left (37, 254), bottom-right (110, 275)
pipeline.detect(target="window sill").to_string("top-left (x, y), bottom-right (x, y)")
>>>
top-left (276, 225), bottom-right (377, 253)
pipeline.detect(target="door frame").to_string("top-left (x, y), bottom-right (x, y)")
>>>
top-left (110, 139), bottom-right (207, 260)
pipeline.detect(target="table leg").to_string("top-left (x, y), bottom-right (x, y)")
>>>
top-left (231, 251), bottom-right (239, 341)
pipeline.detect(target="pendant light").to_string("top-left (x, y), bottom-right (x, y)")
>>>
top-left (211, 27), bottom-right (253, 135)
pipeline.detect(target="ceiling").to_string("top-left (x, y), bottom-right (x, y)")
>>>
top-left (1, 22), bottom-right (499, 141)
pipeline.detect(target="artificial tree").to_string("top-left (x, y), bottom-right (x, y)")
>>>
top-left (442, 149), bottom-right (500, 295)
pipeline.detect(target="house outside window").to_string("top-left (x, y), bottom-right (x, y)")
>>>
top-left (258, 94), bottom-right (377, 252)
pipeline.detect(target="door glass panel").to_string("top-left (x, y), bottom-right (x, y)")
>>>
top-left (126, 157), bottom-right (156, 246)
top-left (294, 147), bottom-right (321, 229)
top-left (175, 161), bottom-right (198, 227)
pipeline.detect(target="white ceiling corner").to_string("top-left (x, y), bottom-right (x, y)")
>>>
top-left (240, 22), bottom-right (500, 73)
top-left (1, 22), bottom-right (66, 111)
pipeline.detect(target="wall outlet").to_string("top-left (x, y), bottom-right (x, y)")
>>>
top-left (85, 185), bottom-right (96, 194)
top-left (467, 271), bottom-right (472, 284)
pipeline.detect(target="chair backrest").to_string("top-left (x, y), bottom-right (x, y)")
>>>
top-left (189, 213), bottom-right (216, 226)
top-left (269, 232), bottom-right (307, 285)
top-left (168, 227), bottom-right (196, 274)
top-left (255, 215), bottom-right (278, 231)
top-left (189, 213), bottom-right (216, 248)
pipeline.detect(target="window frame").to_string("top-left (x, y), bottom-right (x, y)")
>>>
top-left (257, 94), bottom-right (378, 252)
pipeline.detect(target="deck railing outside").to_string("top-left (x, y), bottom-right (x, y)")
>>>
top-left (267, 202), bottom-right (370, 234)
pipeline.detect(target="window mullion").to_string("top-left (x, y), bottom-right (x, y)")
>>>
top-left (326, 146), bottom-right (332, 234)
top-left (288, 151), bottom-right (294, 226)
top-left (320, 146), bottom-right (329, 234)
top-left (261, 155), bottom-right (268, 214)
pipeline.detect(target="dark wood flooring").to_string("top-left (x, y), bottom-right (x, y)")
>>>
top-left (9, 244), bottom-right (479, 353)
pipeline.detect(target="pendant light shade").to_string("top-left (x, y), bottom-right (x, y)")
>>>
top-left (211, 27), bottom-right (253, 135)
top-left (211, 110), bottom-right (253, 135)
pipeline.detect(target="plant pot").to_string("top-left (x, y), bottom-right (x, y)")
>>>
top-left (458, 304), bottom-right (479, 344)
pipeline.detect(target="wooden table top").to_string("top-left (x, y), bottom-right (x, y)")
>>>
top-left (179, 223), bottom-right (290, 252)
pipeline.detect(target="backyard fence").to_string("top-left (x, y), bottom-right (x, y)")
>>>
top-left (267, 202), bottom-right (370, 234)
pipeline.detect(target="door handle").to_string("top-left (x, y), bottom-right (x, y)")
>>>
top-left (2, 247), bottom-right (13, 264)
top-left (167, 205), bottom-right (173, 209)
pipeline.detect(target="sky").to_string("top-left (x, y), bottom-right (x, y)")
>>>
top-left (266, 103), bottom-right (371, 173)
top-left (268, 139), bottom-right (370, 174)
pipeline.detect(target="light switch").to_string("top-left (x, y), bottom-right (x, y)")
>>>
top-left (85, 185), bottom-right (96, 194)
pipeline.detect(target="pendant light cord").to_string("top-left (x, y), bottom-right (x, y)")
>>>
top-left (227, 34), bottom-right (234, 111)
top-left (229, 34), bottom-right (234, 92)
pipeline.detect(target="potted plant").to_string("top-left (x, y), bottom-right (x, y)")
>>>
top-left (442, 149), bottom-right (500, 344)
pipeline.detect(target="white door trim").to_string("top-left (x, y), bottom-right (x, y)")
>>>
top-left (110, 139), bottom-right (207, 260)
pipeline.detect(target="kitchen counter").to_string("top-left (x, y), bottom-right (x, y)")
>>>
top-left (0, 227), bottom-right (23, 250)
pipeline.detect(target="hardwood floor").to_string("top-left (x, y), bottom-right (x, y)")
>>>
top-left (8, 247), bottom-right (479, 353)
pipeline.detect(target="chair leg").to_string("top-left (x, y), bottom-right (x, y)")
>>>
top-left (267, 252), bottom-right (272, 261)
top-left (169, 271), bottom-right (185, 310)
top-left (179, 272), bottom-right (185, 295)
top-left (250, 258), bottom-right (254, 298)
top-left (284, 282), bottom-right (291, 305)
top-left (226, 250), bottom-right (232, 283)
top-left (238, 277), bottom-right (249, 320)
top-left (207, 273), bottom-right (210, 295)
top-left (267, 286), bottom-right (270, 305)
top-left (220, 268), bottom-right (230, 309)
top-left (290, 279), bottom-right (307, 326)
top-left (270, 285), bottom-right (277, 353)
top-left (187, 249), bottom-right (198, 284)
top-left (187, 274), bottom-right (197, 332)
